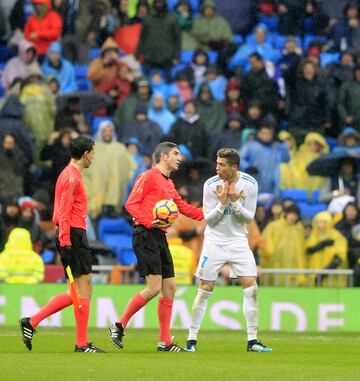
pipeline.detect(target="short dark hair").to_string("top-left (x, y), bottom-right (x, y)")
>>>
top-left (217, 148), bottom-right (240, 168)
top-left (249, 52), bottom-right (263, 61)
top-left (70, 136), bottom-right (95, 160)
top-left (154, 142), bottom-right (179, 163)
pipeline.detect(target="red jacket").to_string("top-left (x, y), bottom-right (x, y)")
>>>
top-left (126, 167), bottom-right (203, 229)
top-left (24, 0), bottom-right (63, 56)
top-left (52, 165), bottom-right (87, 247)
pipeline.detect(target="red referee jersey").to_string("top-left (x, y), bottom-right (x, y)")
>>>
top-left (52, 164), bottom-right (87, 247)
top-left (126, 167), bottom-right (203, 229)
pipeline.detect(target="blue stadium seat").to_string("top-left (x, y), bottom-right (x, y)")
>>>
top-left (259, 15), bottom-right (279, 32)
top-left (302, 34), bottom-right (327, 51)
top-left (98, 217), bottom-right (136, 265)
top-left (76, 79), bottom-right (92, 91)
top-left (91, 116), bottom-right (112, 136)
top-left (280, 189), bottom-right (308, 203)
top-left (170, 63), bottom-right (187, 79)
top-left (74, 64), bottom-right (88, 79)
top-left (320, 52), bottom-right (340, 68)
top-left (0, 45), bottom-right (13, 62)
top-left (298, 202), bottom-right (327, 218)
top-left (89, 48), bottom-right (101, 61)
top-left (311, 189), bottom-right (321, 204)
top-left (207, 51), bottom-right (218, 64)
top-left (180, 50), bottom-right (194, 64)
top-left (233, 34), bottom-right (243, 45)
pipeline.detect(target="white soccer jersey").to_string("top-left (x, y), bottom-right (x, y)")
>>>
top-left (202, 171), bottom-right (258, 244)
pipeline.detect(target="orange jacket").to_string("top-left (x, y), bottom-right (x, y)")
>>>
top-left (24, 0), bottom-right (63, 56)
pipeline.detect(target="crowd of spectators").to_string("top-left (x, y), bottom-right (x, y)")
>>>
top-left (1, 0), bottom-right (360, 287)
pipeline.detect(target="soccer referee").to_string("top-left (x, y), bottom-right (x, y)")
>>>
top-left (109, 142), bottom-right (204, 352)
top-left (20, 136), bottom-right (106, 353)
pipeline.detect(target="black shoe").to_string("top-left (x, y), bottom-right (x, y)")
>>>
top-left (109, 322), bottom-right (124, 349)
top-left (19, 317), bottom-right (36, 351)
top-left (184, 339), bottom-right (197, 352)
top-left (247, 339), bottom-right (273, 352)
top-left (157, 337), bottom-right (184, 352)
top-left (74, 342), bottom-right (107, 353)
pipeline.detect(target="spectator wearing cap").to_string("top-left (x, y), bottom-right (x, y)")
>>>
top-left (18, 200), bottom-right (45, 252)
top-left (241, 53), bottom-right (280, 116)
top-left (121, 103), bottom-right (163, 158)
top-left (147, 92), bottom-right (176, 135)
top-left (41, 42), bottom-right (77, 95)
top-left (223, 79), bottom-right (245, 116)
top-left (87, 37), bottom-right (123, 92)
top-left (286, 59), bottom-right (331, 145)
top-left (194, 64), bottom-right (227, 102)
top-left (338, 64), bottom-right (360, 132)
top-left (2, 39), bottom-right (41, 94)
top-left (114, 76), bottom-right (151, 134)
top-left (213, 112), bottom-right (244, 157)
top-left (190, 0), bottom-right (233, 51)
top-left (166, 100), bottom-right (211, 160)
top-left (335, 127), bottom-right (360, 150)
top-left (229, 23), bottom-right (279, 70)
top-left (195, 82), bottom-right (227, 137)
top-left (24, 0), bottom-right (63, 58)
top-left (240, 122), bottom-right (290, 195)
top-left (0, 228), bottom-right (45, 284)
top-left (259, 204), bottom-right (306, 286)
top-left (135, 0), bottom-right (181, 78)
top-left (84, 120), bottom-right (136, 218)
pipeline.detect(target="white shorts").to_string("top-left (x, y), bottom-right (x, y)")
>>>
top-left (195, 239), bottom-right (257, 281)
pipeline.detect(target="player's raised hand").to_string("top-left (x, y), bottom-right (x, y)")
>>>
top-left (216, 182), bottom-right (229, 205)
top-left (228, 182), bottom-right (242, 202)
top-left (152, 219), bottom-right (171, 229)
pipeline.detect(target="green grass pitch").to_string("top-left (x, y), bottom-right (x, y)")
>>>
top-left (1, 327), bottom-right (358, 381)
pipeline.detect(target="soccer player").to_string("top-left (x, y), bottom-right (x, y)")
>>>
top-left (109, 142), bottom-right (203, 352)
top-left (19, 136), bottom-right (106, 353)
top-left (185, 148), bottom-right (272, 353)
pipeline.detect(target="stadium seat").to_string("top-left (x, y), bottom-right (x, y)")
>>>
top-left (207, 51), bottom-right (218, 64)
top-left (233, 34), bottom-right (243, 45)
top-left (180, 50), bottom-right (194, 64)
top-left (320, 52), bottom-right (340, 68)
top-left (298, 202), bottom-right (327, 218)
top-left (74, 64), bottom-right (88, 79)
top-left (0, 45), bottom-right (13, 62)
top-left (91, 116), bottom-right (112, 136)
top-left (259, 15), bottom-right (279, 32)
top-left (302, 34), bottom-right (327, 51)
top-left (170, 63), bottom-right (187, 79)
top-left (311, 189), bottom-right (321, 204)
top-left (280, 189), bottom-right (308, 203)
top-left (76, 79), bottom-right (92, 91)
top-left (89, 48), bottom-right (101, 61)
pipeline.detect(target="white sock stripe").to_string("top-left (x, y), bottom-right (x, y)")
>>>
top-left (23, 327), bottom-right (33, 333)
top-left (24, 333), bottom-right (32, 338)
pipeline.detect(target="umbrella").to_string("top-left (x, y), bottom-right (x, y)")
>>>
top-left (306, 148), bottom-right (360, 177)
top-left (56, 91), bottom-right (114, 112)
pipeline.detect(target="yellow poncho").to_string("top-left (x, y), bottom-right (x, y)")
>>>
top-left (83, 141), bottom-right (136, 218)
top-left (305, 211), bottom-right (348, 287)
top-left (259, 217), bottom-right (306, 286)
top-left (0, 228), bottom-right (44, 284)
top-left (280, 132), bottom-right (328, 193)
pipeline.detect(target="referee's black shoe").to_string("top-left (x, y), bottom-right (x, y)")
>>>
top-left (75, 342), bottom-right (107, 353)
top-left (157, 337), bottom-right (184, 352)
top-left (109, 322), bottom-right (124, 349)
top-left (19, 317), bottom-right (36, 351)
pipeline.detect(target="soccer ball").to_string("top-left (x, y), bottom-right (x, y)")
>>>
top-left (153, 199), bottom-right (179, 224)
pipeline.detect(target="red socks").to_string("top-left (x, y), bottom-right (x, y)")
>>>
top-left (74, 297), bottom-right (90, 347)
top-left (158, 297), bottom-right (173, 346)
top-left (30, 293), bottom-right (73, 329)
top-left (119, 293), bottom-right (146, 328)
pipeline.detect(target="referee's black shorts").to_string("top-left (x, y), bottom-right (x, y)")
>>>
top-left (133, 225), bottom-right (175, 279)
top-left (55, 227), bottom-right (93, 278)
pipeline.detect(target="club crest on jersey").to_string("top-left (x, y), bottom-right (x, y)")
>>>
top-left (240, 190), bottom-right (246, 199)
